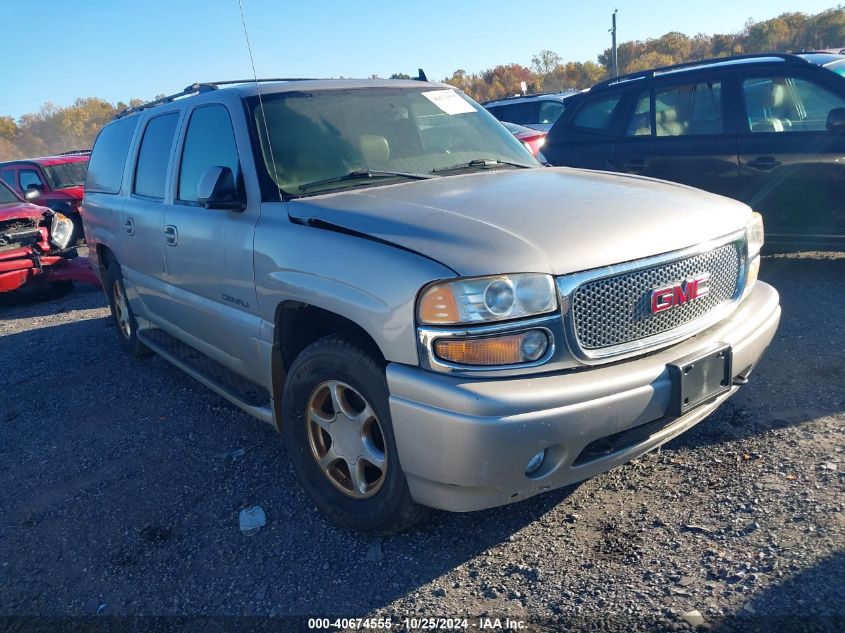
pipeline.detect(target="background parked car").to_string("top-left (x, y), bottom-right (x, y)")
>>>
top-left (501, 121), bottom-right (547, 157)
top-left (0, 178), bottom-right (97, 294)
top-left (0, 151), bottom-right (90, 245)
top-left (484, 92), bottom-right (576, 132)
top-left (541, 53), bottom-right (845, 251)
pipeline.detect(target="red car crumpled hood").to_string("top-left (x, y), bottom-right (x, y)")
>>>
top-left (0, 201), bottom-right (49, 221)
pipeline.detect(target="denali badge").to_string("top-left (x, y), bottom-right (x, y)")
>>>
top-left (650, 272), bottom-right (711, 313)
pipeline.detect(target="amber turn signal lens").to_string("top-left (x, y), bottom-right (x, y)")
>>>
top-left (418, 284), bottom-right (460, 324)
top-left (434, 331), bottom-right (549, 366)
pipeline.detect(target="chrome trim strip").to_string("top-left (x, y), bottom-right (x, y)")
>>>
top-left (556, 229), bottom-right (748, 365)
top-left (416, 314), bottom-right (566, 377)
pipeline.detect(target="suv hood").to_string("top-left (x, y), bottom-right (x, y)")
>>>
top-left (288, 168), bottom-right (751, 277)
top-left (0, 201), bottom-right (49, 222)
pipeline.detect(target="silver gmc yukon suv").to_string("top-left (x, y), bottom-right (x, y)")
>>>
top-left (83, 79), bottom-right (780, 531)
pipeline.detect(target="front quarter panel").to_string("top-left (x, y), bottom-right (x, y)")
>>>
top-left (254, 202), bottom-right (456, 365)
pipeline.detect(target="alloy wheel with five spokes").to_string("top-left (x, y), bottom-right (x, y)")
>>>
top-left (306, 380), bottom-right (387, 499)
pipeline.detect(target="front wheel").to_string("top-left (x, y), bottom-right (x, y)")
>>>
top-left (283, 335), bottom-right (427, 532)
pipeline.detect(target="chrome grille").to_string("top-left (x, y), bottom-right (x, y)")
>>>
top-left (571, 241), bottom-right (742, 351)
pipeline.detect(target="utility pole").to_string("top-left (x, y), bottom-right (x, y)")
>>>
top-left (610, 9), bottom-right (618, 78)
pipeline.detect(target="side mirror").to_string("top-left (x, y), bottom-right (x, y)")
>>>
top-left (24, 188), bottom-right (41, 202)
top-left (826, 107), bottom-right (845, 131)
top-left (196, 166), bottom-right (243, 210)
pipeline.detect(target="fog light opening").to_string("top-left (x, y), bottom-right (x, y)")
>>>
top-left (525, 449), bottom-right (546, 476)
top-left (520, 330), bottom-right (549, 362)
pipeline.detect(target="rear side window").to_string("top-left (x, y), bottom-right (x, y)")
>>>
top-left (538, 100), bottom-right (565, 125)
top-left (133, 112), bottom-right (180, 199)
top-left (85, 116), bottom-right (139, 194)
top-left (498, 102), bottom-right (538, 125)
top-left (655, 81), bottom-right (723, 136)
top-left (626, 90), bottom-right (652, 136)
top-left (177, 105), bottom-right (240, 202)
top-left (572, 95), bottom-right (622, 132)
top-left (485, 105), bottom-right (502, 120)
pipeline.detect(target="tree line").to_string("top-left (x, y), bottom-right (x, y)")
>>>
top-left (442, 7), bottom-right (844, 102)
top-left (1, 7), bottom-right (843, 161)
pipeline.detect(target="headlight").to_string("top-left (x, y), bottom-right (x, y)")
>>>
top-left (50, 212), bottom-right (74, 250)
top-left (417, 273), bottom-right (558, 325)
top-left (741, 212), bottom-right (764, 301)
top-left (746, 212), bottom-right (764, 257)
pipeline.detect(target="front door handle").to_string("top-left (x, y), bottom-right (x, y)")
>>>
top-left (624, 159), bottom-right (647, 172)
top-left (164, 225), bottom-right (178, 246)
top-left (613, 158), bottom-right (647, 173)
top-left (746, 156), bottom-right (781, 171)
top-left (124, 218), bottom-right (134, 236)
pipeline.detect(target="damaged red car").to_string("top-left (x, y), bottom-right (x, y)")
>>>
top-left (0, 178), bottom-right (98, 294)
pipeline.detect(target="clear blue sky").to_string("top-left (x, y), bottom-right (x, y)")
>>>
top-left (0, 0), bottom-right (837, 118)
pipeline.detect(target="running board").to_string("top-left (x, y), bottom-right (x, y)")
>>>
top-left (138, 328), bottom-right (275, 426)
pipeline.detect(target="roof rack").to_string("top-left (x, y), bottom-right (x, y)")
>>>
top-left (114, 78), bottom-right (319, 119)
top-left (57, 149), bottom-right (91, 155)
top-left (591, 53), bottom-right (810, 92)
top-left (481, 91), bottom-right (574, 106)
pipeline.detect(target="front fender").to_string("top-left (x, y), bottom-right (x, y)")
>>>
top-left (254, 213), bottom-right (455, 366)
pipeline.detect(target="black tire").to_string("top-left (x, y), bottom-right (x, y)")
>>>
top-left (283, 335), bottom-right (428, 533)
top-left (70, 212), bottom-right (86, 246)
top-left (103, 259), bottom-right (150, 357)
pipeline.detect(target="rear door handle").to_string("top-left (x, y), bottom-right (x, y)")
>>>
top-left (164, 225), bottom-right (178, 246)
top-left (746, 156), bottom-right (781, 171)
top-left (124, 218), bottom-right (134, 236)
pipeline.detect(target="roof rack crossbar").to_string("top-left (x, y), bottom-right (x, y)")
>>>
top-left (115, 78), bottom-right (321, 118)
top-left (592, 52), bottom-right (810, 91)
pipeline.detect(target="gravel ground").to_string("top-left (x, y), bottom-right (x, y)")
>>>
top-left (0, 254), bottom-right (842, 632)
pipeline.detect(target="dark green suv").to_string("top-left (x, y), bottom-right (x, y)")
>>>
top-left (542, 53), bottom-right (845, 251)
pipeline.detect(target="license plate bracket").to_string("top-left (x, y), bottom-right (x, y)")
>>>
top-left (668, 343), bottom-right (732, 417)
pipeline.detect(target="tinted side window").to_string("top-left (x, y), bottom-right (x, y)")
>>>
top-left (655, 81), bottom-right (723, 136)
top-left (485, 105), bottom-right (503, 120)
top-left (19, 169), bottom-right (44, 190)
top-left (133, 113), bottom-right (179, 199)
top-left (538, 101), bottom-right (565, 125)
top-left (178, 105), bottom-right (240, 202)
top-left (0, 168), bottom-right (16, 189)
top-left (86, 116), bottom-right (139, 194)
top-left (626, 90), bottom-right (652, 136)
top-left (572, 95), bottom-right (622, 132)
top-left (743, 75), bottom-right (845, 133)
top-left (0, 180), bottom-right (17, 203)
top-left (499, 102), bottom-right (538, 125)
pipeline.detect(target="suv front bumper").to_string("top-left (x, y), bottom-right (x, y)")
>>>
top-left (387, 282), bottom-right (780, 512)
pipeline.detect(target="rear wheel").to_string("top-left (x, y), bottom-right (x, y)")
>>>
top-left (283, 335), bottom-right (428, 532)
top-left (103, 259), bottom-right (150, 357)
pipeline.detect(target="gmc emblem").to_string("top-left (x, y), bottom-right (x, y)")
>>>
top-left (650, 272), bottom-right (711, 313)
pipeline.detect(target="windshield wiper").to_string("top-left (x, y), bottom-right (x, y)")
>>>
top-left (431, 158), bottom-right (533, 174)
top-left (298, 169), bottom-right (432, 192)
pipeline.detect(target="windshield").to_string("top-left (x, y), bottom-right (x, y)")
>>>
top-left (0, 179), bottom-right (19, 204)
top-left (43, 160), bottom-right (88, 189)
top-left (249, 87), bottom-right (537, 196)
top-left (826, 59), bottom-right (845, 77)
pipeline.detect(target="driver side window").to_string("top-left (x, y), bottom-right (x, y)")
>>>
top-left (19, 169), bottom-right (44, 191)
top-left (743, 75), bottom-right (845, 133)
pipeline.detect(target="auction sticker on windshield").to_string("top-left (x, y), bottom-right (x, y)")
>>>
top-left (421, 90), bottom-right (476, 115)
